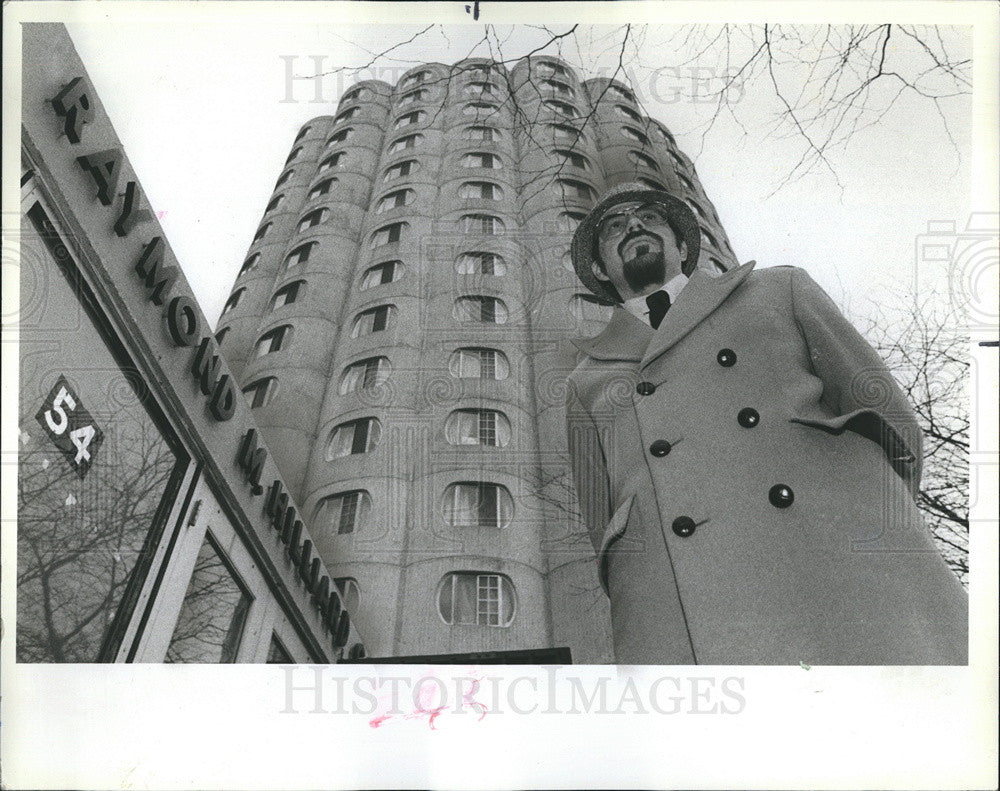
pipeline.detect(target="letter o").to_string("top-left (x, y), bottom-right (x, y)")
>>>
top-left (166, 296), bottom-right (202, 346)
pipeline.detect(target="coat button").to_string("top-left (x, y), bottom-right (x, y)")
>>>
top-left (768, 484), bottom-right (794, 508)
top-left (649, 439), bottom-right (672, 457)
top-left (636, 381), bottom-right (656, 396)
top-left (717, 348), bottom-right (737, 367)
top-left (737, 407), bottom-right (760, 428)
top-left (672, 516), bottom-right (696, 537)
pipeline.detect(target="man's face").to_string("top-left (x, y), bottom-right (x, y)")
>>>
top-left (592, 201), bottom-right (687, 299)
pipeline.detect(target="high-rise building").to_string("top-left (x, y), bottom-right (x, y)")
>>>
top-left (216, 56), bottom-right (737, 661)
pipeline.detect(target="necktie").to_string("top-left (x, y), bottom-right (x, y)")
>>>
top-left (645, 290), bottom-right (671, 329)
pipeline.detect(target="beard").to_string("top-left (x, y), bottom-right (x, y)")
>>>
top-left (622, 249), bottom-right (666, 292)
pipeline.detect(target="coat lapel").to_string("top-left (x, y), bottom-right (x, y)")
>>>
top-left (640, 261), bottom-right (756, 368)
top-left (570, 305), bottom-right (651, 362)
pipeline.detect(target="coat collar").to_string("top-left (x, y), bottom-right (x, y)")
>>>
top-left (571, 261), bottom-right (757, 366)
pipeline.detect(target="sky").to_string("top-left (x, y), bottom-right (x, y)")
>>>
top-left (58, 9), bottom-right (977, 328)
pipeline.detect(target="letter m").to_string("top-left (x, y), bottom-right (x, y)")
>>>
top-left (134, 237), bottom-right (178, 306)
top-left (567, 677), bottom-right (609, 714)
top-left (237, 429), bottom-right (268, 495)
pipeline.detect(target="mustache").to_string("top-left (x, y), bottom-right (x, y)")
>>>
top-left (618, 230), bottom-right (661, 259)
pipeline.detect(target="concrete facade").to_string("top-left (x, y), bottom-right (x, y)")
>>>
top-left (217, 57), bottom-right (737, 661)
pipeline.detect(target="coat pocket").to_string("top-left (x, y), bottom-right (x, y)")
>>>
top-left (597, 494), bottom-right (635, 596)
top-left (790, 408), bottom-right (920, 494)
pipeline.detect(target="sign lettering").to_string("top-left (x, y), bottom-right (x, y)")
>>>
top-left (35, 376), bottom-right (105, 479)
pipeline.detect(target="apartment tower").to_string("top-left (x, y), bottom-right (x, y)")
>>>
top-left (216, 56), bottom-right (737, 661)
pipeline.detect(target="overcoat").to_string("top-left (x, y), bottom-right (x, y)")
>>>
top-left (565, 262), bottom-right (968, 665)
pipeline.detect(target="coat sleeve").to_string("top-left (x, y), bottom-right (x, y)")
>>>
top-left (565, 376), bottom-right (613, 557)
top-left (789, 266), bottom-right (924, 498)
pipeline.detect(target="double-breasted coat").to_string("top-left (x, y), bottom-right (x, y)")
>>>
top-left (565, 262), bottom-right (968, 665)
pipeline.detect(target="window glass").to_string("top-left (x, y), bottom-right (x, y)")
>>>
top-left (275, 170), bottom-right (293, 188)
top-left (297, 208), bottom-right (329, 232)
top-left (254, 325), bottom-right (292, 357)
top-left (243, 377), bottom-right (279, 408)
top-left (553, 179), bottom-right (596, 202)
top-left (340, 357), bottom-right (391, 394)
top-left (384, 160), bottom-right (419, 181)
top-left (445, 409), bottom-right (511, 447)
top-left (266, 634), bottom-right (293, 664)
top-left (293, 125), bottom-right (311, 143)
top-left (463, 102), bottom-right (499, 117)
top-left (464, 126), bottom-right (499, 142)
top-left (388, 134), bottom-right (422, 153)
top-left (215, 326), bottom-right (230, 345)
top-left (442, 483), bottom-right (514, 529)
top-left (465, 81), bottom-right (498, 96)
top-left (536, 61), bottom-right (567, 77)
top-left (609, 84), bottom-right (634, 102)
top-left (394, 111), bottom-right (424, 128)
top-left (285, 146), bottom-right (302, 165)
top-left (221, 288), bottom-right (245, 315)
top-left (239, 254), bottom-right (260, 276)
top-left (629, 150), bottom-right (660, 171)
top-left (454, 296), bottom-right (507, 323)
top-left (616, 104), bottom-right (642, 122)
top-left (438, 573), bottom-right (516, 626)
top-left (17, 207), bottom-right (185, 662)
top-left (370, 222), bottom-right (408, 248)
top-left (252, 223), bottom-right (271, 242)
top-left (351, 305), bottom-right (396, 337)
top-left (461, 152), bottom-right (501, 169)
top-left (459, 181), bottom-right (503, 200)
top-left (286, 242), bottom-right (317, 268)
top-left (376, 190), bottom-right (415, 213)
top-left (398, 89), bottom-right (427, 106)
top-left (328, 127), bottom-right (353, 145)
top-left (401, 70), bottom-right (428, 88)
top-left (316, 491), bottom-right (372, 536)
top-left (620, 126), bottom-right (649, 145)
top-left (448, 347), bottom-right (509, 380)
top-left (308, 178), bottom-right (336, 200)
top-left (360, 261), bottom-right (404, 289)
top-left (326, 418), bottom-right (381, 459)
top-left (542, 79), bottom-right (574, 97)
top-left (455, 252), bottom-right (506, 275)
top-left (164, 533), bottom-right (253, 663)
top-left (319, 152), bottom-right (345, 173)
top-left (270, 281), bottom-right (304, 310)
top-left (265, 194), bottom-right (284, 213)
top-left (544, 100), bottom-right (576, 118)
top-left (461, 214), bottom-right (504, 235)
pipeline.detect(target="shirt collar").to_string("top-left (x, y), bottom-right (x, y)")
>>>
top-left (622, 273), bottom-right (689, 327)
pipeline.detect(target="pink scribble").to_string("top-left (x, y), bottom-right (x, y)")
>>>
top-left (369, 713), bottom-right (393, 728)
top-left (366, 670), bottom-right (489, 729)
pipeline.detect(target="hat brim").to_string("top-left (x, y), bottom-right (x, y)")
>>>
top-left (571, 188), bottom-right (701, 304)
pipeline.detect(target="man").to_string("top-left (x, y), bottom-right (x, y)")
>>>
top-left (564, 181), bottom-right (968, 665)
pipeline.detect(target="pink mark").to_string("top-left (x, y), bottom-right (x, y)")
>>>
top-left (369, 713), bottom-right (393, 728)
top-left (156, 211), bottom-right (167, 219)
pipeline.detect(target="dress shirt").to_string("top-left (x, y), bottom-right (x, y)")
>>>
top-left (622, 273), bottom-right (690, 328)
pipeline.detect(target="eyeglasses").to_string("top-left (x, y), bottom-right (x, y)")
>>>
top-left (597, 203), bottom-right (671, 241)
